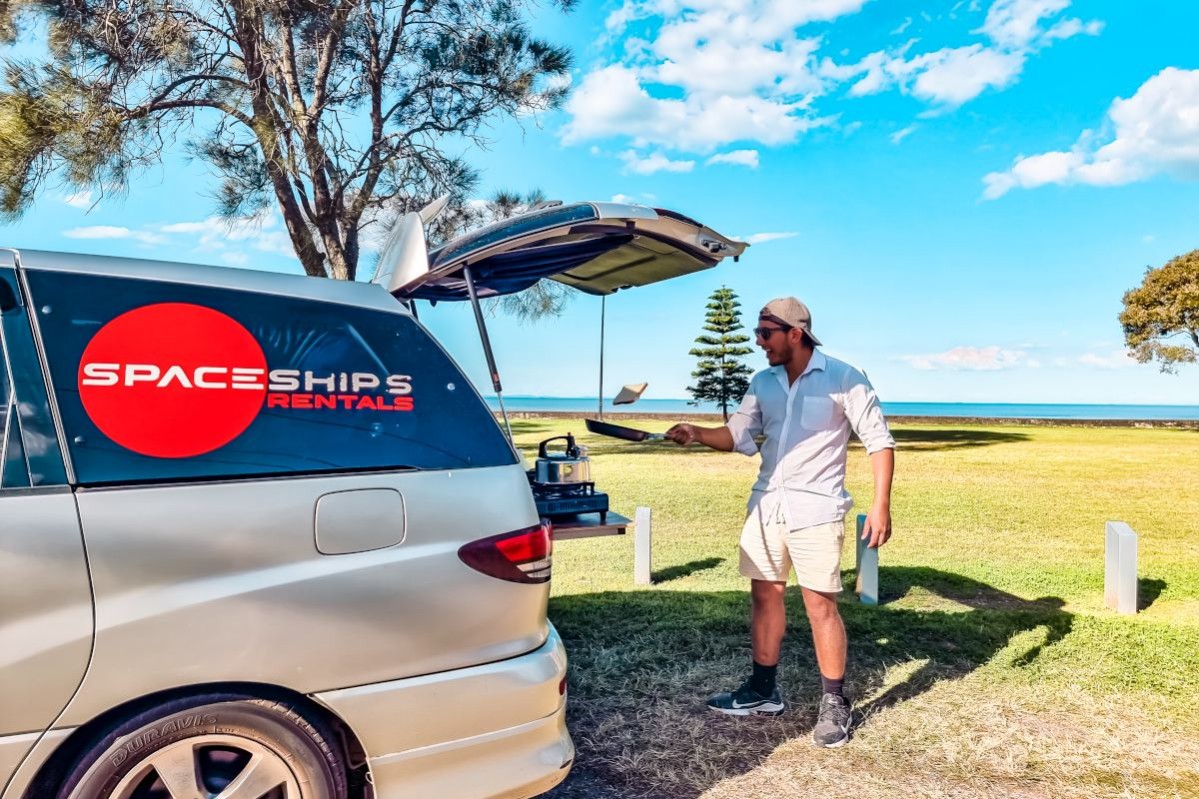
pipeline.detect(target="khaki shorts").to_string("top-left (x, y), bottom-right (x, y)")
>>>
top-left (738, 500), bottom-right (845, 592)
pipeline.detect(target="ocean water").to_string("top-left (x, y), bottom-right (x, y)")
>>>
top-left (485, 396), bottom-right (1199, 420)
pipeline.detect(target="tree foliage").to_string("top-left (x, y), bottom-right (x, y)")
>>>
top-left (687, 286), bottom-right (753, 422)
top-left (0, 0), bottom-right (574, 281)
top-left (1120, 249), bottom-right (1199, 373)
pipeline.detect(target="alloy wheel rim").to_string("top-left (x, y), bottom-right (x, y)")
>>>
top-left (106, 734), bottom-right (301, 799)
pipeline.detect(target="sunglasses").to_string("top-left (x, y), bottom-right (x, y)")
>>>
top-left (753, 325), bottom-right (793, 340)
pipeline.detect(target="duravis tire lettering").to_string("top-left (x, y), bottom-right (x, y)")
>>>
top-left (78, 302), bottom-right (416, 459)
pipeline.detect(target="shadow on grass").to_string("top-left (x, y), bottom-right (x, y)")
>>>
top-left (886, 428), bottom-right (1031, 451)
top-left (508, 419), bottom-right (559, 437)
top-left (1139, 578), bottom-right (1167, 611)
top-left (545, 566), bottom-right (1072, 799)
top-left (652, 557), bottom-right (724, 584)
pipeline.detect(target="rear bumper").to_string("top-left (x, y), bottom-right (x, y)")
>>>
top-left (313, 623), bottom-right (573, 799)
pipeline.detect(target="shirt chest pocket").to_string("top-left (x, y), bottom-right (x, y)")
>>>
top-left (799, 396), bottom-right (837, 431)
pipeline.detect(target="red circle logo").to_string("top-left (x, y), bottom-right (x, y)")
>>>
top-left (78, 303), bottom-right (267, 458)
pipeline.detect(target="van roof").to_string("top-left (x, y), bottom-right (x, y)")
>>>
top-left (2, 248), bottom-right (409, 315)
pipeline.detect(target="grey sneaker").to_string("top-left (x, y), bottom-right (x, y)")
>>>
top-left (812, 693), bottom-right (852, 747)
top-left (707, 678), bottom-right (785, 716)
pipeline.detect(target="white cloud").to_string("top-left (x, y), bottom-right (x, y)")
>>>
top-left (604, 2), bottom-right (640, 33)
top-left (979, 0), bottom-right (1101, 50)
top-left (907, 45), bottom-right (1026, 105)
top-left (610, 193), bottom-right (636, 204)
top-left (566, 0), bottom-right (1101, 166)
top-left (63, 211), bottom-right (300, 261)
top-left (740, 231), bottom-right (798, 245)
top-left (840, 43), bottom-right (1026, 107)
top-left (64, 225), bottom-right (132, 239)
top-left (982, 68), bottom-right (1199, 198)
top-left (63, 225), bottom-right (166, 246)
top-left (563, 1), bottom-right (862, 155)
top-left (619, 150), bottom-right (696, 175)
top-left (839, 51), bottom-right (892, 96)
top-left (605, 0), bottom-right (870, 40)
top-left (899, 345), bottom-right (1030, 370)
top-left (563, 65), bottom-right (831, 152)
top-left (891, 125), bottom-right (917, 144)
top-left (653, 29), bottom-right (825, 97)
top-left (561, 65), bottom-right (658, 144)
top-left (831, 0), bottom-right (1099, 108)
top-left (979, 0), bottom-right (1067, 48)
top-left (1043, 17), bottom-right (1103, 42)
top-left (159, 212), bottom-right (300, 258)
top-left (706, 149), bottom-right (760, 168)
top-left (63, 191), bottom-right (94, 210)
top-left (982, 148), bottom-right (1082, 198)
top-left (1078, 350), bottom-right (1139, 369)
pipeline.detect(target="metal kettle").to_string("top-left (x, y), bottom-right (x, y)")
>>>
top-left (535, 433), bottom-right (591, 484)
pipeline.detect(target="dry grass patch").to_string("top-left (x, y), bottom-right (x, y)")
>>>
top-left (707, 684), bottom-right (1199, 799)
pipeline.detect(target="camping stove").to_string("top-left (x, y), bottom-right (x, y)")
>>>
top-left (528, 476), bottom-right (610, 523)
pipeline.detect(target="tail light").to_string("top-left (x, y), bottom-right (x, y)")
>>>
top-left (458, 520), bottom-right (553, 583)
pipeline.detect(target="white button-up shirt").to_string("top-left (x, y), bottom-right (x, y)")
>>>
top-left (726, 349), bottom-right (895, 530)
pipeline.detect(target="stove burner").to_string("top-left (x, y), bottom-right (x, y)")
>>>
top-left (531, 481), bottom-right (595, 499)
top-left (528, 476), bottom-right (610, 521)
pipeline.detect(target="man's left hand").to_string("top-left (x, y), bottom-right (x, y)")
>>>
top-left (861, 504), bottom-right (892, 549)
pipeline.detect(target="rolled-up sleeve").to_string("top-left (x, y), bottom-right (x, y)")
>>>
top-left (841, 370), bottom-right (895, 454)
top-left (726, 378), bottom-right (763, 456)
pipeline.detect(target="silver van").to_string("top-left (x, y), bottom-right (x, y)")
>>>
top-left (0, 201), bottom-right (742, 799)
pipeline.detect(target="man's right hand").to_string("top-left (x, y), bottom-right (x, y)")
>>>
top-left (666, 423), bottom-right (699, 445)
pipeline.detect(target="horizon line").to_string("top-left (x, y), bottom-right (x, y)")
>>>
top-left (484, 396), bottom-right (1199, 409)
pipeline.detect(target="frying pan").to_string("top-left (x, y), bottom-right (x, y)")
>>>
top-left (584, 418), bottom-right (666, 442)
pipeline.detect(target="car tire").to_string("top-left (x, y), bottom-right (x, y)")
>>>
top-left (56, 694), bottom-right (348, 799)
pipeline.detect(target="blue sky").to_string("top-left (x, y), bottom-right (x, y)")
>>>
top-left (5, 0), bottom-right (1199, 404)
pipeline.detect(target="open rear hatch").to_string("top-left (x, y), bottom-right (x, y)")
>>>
top-left (389, 202), bottom-right (747, 301)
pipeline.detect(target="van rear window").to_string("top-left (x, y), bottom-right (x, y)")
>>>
top-left (25, 270), bottom-right (516, 485)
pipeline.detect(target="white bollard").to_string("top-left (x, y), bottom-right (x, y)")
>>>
top-left (1104, 521), bottom-right (1122, 609)
top-left (1117, 527), bottom-right (1138, 616)
top-left (1104, 521), bottom-right (1138, 615)
top-left (634, 506), bottom-right (652, 586)
top-left (855, 514), bottom-right (878, 606)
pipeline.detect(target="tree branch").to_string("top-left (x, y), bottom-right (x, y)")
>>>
top-left (311, 0), bottom-right (358, 114)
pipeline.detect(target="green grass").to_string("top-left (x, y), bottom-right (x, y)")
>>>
top-left (521, 418), bottom-right (1199, 799)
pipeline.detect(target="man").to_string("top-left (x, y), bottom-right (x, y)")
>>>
top-left (666, 297), bottom-right (895, 748)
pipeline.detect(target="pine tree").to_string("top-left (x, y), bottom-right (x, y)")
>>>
top-left (687, 287), bottom-right (754, 422)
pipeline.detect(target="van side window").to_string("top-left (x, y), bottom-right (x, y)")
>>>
top-left (25, 269), bottom-right (517, 485)
top-left (0, 338), bottom-right (30, 489)
top-left (0, 267), bottom-right (68, 487)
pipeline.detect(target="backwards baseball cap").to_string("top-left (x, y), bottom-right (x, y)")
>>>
top-left (760, 297), bottom-right (822, 346)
